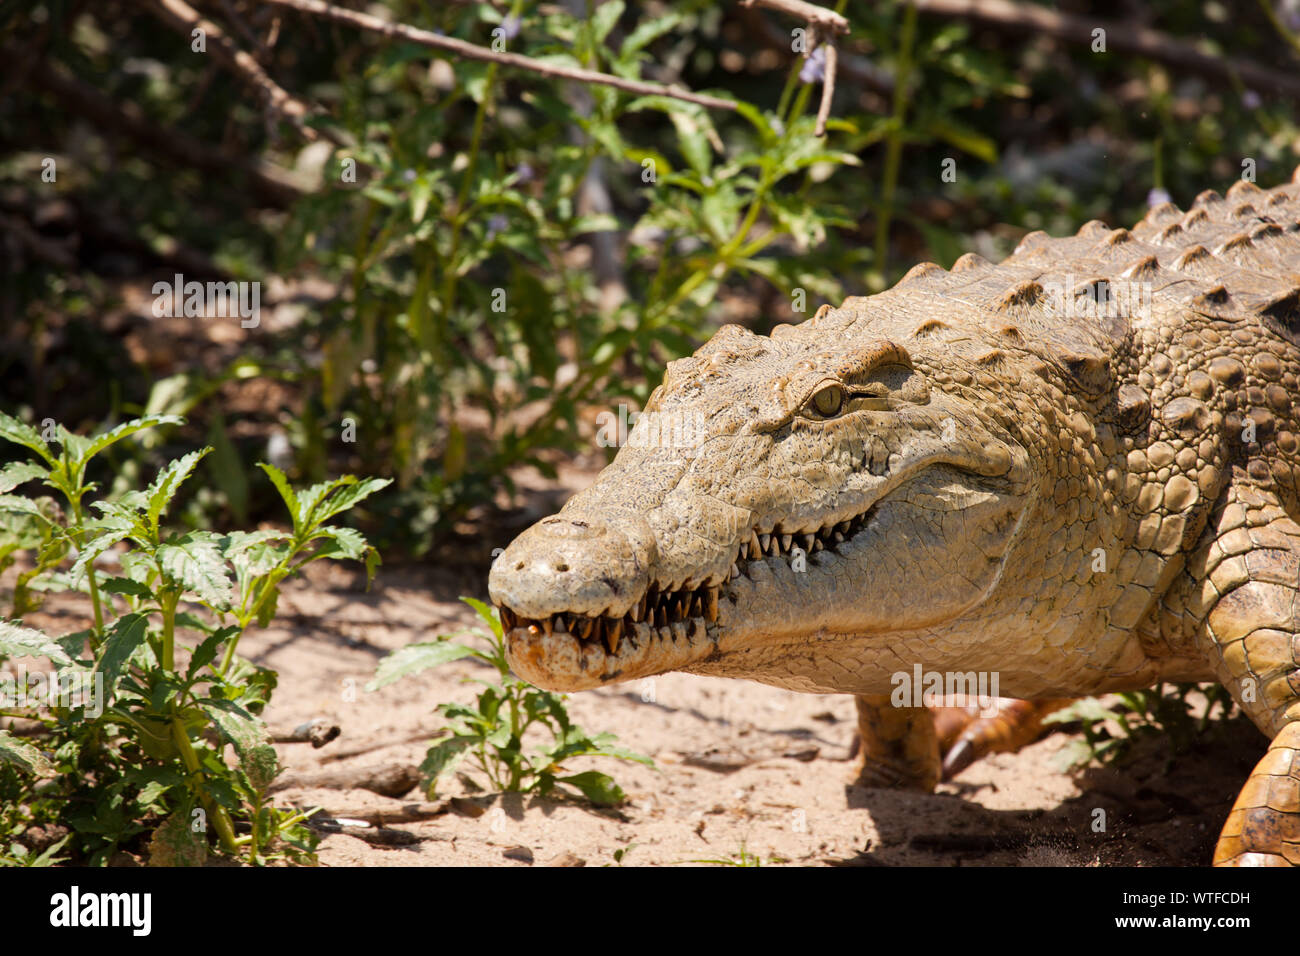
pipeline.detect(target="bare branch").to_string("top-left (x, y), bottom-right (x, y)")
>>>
top-left (815, 41), bottom-right (838, 136)
top-left (133, 0), bottom-right (341, 141)
top-left (738, 0), bottom-right (849, 36)
top-left (257, 0), bottom-right (739, 112)
top-left (913, 0), bottom-right (1300, 100)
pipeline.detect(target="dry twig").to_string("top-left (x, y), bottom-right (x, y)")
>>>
top-left (739, 0), bottom-right (850, 136)
top-left (257, 0), bottom-right (738, 111)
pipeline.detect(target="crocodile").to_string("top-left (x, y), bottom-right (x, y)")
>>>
top-left (489, 170), bottom-right (1300, 866)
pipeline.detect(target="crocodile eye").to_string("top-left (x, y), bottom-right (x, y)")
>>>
top-left (811, 384), bottom-right (844, 418)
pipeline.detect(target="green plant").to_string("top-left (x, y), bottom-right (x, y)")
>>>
top-left (1045, 682), bottom-right (1240, 772)
top-left (369, 597), bottom-right (652, 805)
top-left (0, 411), bottom-right (389, 864)
top-left (684, 840), bottom-right (783, 867)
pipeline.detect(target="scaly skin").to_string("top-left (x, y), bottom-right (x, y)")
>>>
top-left (489, 170), bottom-right (1300, 866)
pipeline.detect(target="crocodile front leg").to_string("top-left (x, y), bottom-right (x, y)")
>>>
top-left (852, 694), bottom-right (940, 791)
top-left (1187, 485), bottom-right (1300, 866)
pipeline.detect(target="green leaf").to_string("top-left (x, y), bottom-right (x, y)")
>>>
top-left (619, 11), bottom-right (682, 56)
top-left (256, 463), bottom-right (298, 528)
top-left (0, 619), bottom-right (73, 666)
top-left (68, 521), bottom-right (132, 586)
top-left (589, 0), bottom-right (624, 46)
top-left (95, 612), bottom-right (150, 692)
top-left (419, 735), bottom-right (476, 793)
top-left (206, 414), bottom-right (249, 524)
top-left (0, 730), bottom-right (54, 776)
top-left (0, 411), bottom-right (55, 464)
top-left (308, 526), bottom-right (368, 560)
top-left (146, 810), bottom-right (208, 867)
top-left (558, 770), bottom-right (625, 806)
top-left (0, 495), bottom-right (54, 522)
top-left (82, 415), bottom-right (185, 463)
top-left (0, 461), bottom-right (48, 494)
top-left (99, 577), bottom-right (154, 600)
top-left (461, 597), bottom-right (503, 639)
top-left (185, 626), bottom-right (237, 682)
top-left (367, 639), bottom-right (477, 691)
top-left (146, 449), bottom-right (212, 531)
top-left (197, 697), bottom-right (271, 757)
top-left (242, 743), bottom-right (279, 793)
top-left (157, 532), bottom-right (234, 610)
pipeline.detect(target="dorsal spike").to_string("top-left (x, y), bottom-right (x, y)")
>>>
top-left (1226, 180), bottom-right (1262, 199)
top-left (911, 319), bottom-right (950, 337)
top-left (1231, 202), bottom-right (1258, 219)
top-left (1250, 222), bottom-right (1285, 241)
top-left (1193, 189), bottom-right (1223, 207)
top-left (1173, 245), bottom-right (1211, 270)
top-left (1100, 228), bottom-right (1134, 247)
top-left (1076, 220), bottom-right (1110, 238)
top-left (996, 279), bottom-right (1046, 313)
top-left (1014, 230), bottom-right (1051, 254)
top-left (899, 261), bottom-right (946, 284)
top-left (1121, 254), bottom-right (1161, 279)
top-left (1182, 208), bottom-right (1210, 228)
top-left (1214, 233), bottom-right (1254, 255)
top-left (1143, 202), bottom-right (1182, 225)
top-left (1156, 222), bottom-right (1184, 241)
top-left (950, 252), bottom-right (991, 272)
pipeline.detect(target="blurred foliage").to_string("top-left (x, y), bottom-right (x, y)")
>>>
top-left (2, 0), bottom-right (1298, 552)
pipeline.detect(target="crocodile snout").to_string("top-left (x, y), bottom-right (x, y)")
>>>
top-left (488, 509), bottom-right (657, 620)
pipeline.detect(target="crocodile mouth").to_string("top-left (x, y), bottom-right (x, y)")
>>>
top-left (496, 502), bottom-right (881, 667)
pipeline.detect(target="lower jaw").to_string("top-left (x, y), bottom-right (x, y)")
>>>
top-left (505, 618), bottom-right (718, 691)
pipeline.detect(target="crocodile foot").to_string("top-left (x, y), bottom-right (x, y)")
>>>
top-left (1213, 722), bottom-right (1300, 866)
top-left (934, 698), bottom-right (1074, 781)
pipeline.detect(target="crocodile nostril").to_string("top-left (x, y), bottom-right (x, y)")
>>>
top-left (515, 562), bottom-right (525, 570)
top-left (554, 562), bottom-right (570, 572)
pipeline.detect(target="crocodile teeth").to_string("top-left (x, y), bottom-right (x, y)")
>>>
top-left (704, 588), bottom-right (718, 622)
top-left (730, 562), bottom-right (740, 579)
top-left (837, 521), bottom-right (850, 535)
top-left (631, 598), bottom-right (644, 622)
top-left (802, 534), bottom-right (815, 551)
top-left (605, 619), bottom-right (622, 655)
top-left (739, 542), bottom-right (749, 560)
top-left (577, 618), bottom-right (594, 641)
top-left (781, 534), bottom-right (792, 552)
top-left (759, 533), bottom-right (770, 554)
top-left (542, 619), bottom-right (553, 637)
top-left (812, 538), bottom-right (824, 551)
top-left (833, 532), bottom-right (844, 544)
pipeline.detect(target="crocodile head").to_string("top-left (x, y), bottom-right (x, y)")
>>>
top-left (489, 309), bottom-right (1045, 695)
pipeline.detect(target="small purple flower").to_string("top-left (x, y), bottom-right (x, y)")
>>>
top-left (1147, 187), bottom-right (1172, 207)
top-left (499, 16), bottom-right (521, 40)
top-left (799, 46), bottom-right (826, 85)
top-left (513, 162), bottom-right (535, 184)
top-left (1280, 0), bottom-right (1300, 33)
top-left (1242, 89), bottom-right (1262, 110)
top-left (402, 168), bottom-right (417, 183)
top-left (486, 214), bottom-right (509, 240)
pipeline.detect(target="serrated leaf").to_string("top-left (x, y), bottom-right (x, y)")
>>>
top-left (310, 477), bottom-right (393, 528)
top-left (367, 639), bottom-right (477, 691)
top-left (308, 526), bottom-right (367, 560)
top-left (0, 411), bottom-right (55, 464)
top-left (157, 533), bottom-right (233, 610)
top-left (420, 735), bottom-right (476, 793)
top-left (82, 415), bottom-right (184, 463)
top-left (68, 521), bottom-right (132, 586)
top-left (0, 619), bottom-right (73, 666)
top-left (0, 730), bottom-right (54, 776)
top-left (0, 461), bottom-right (48, 493)
top-left (242, 743), bottom-right (279, 793)
top-left (197, 697), bottom-right (270, 757)
top-left (146, 810), bottom-right (208, 867)
top-left (99, 577), bottom-right (153, 599)
top-left (0, 495), bottom-right (54, 521)
top-left (95, 612), bottom-right (150, 692)
top-left (185, 626), bottom-right (237, 683)
top-left (146, 449), bottom-right (211, 531)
